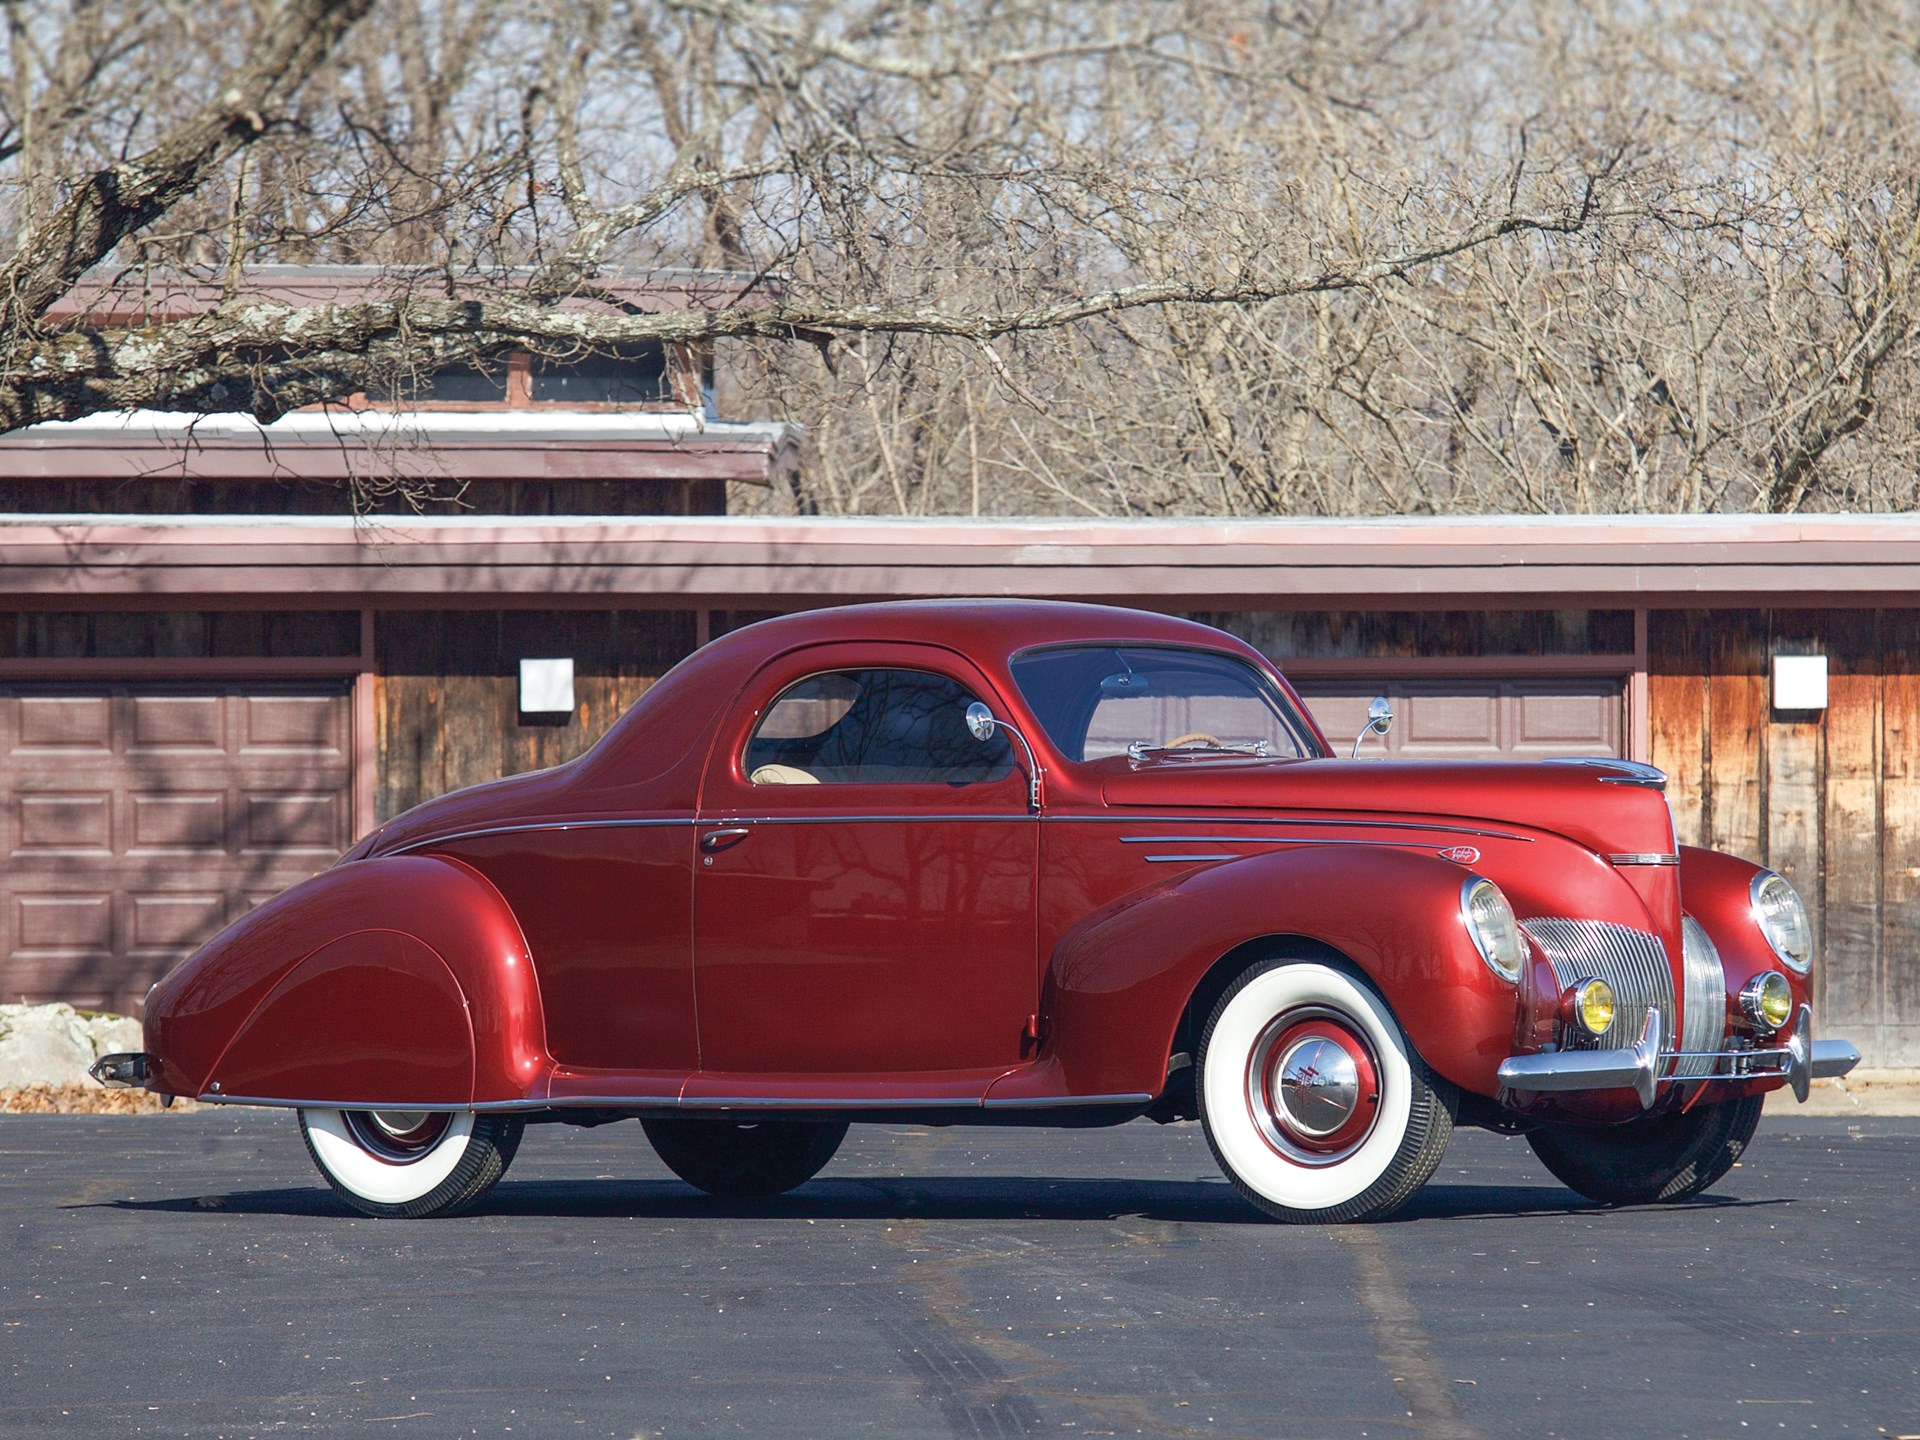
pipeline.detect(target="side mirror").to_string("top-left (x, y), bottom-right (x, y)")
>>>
top-left (962, 700), bottom-right (1042, 812)
top-left (1351, 696), bottom-right (1394, 759)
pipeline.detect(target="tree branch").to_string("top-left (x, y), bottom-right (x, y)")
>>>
top-left (0, 0), bottom-right (373, 339)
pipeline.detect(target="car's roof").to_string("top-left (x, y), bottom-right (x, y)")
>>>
top-left (709, 599), bottom-right (1250, 665)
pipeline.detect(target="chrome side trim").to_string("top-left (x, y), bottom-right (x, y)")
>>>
top-left (981, 1092), bottom-right (1155, 1109)
top-left (402, 815), bottom-right (1043, 855)
top-left (1142, 853), bottom-right (1238, 863)
top-left (395, 817), bottom-right (695, 853)
top-left (197, 1090), bottom-right (1160, 1112)
top-left (679, 1095), bottom-right (982, 1109)
top-left (707, 813), bottom-right (1037, 826)
top-left (1608, 852), bottom-right (1680, 866)
top-left (540, 1096), bottom-right (678, 1108)
top-left (198, 1094), bottom-right (515, 1111)
top-left (685, 1092), bottom-right (1153, 1110)
top-left (1052, 815), bottom-right (1534, 842)
top-left (1120, 834), bottom-right (1440, 849)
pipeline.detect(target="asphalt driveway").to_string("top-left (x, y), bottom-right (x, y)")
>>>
top-left (2, 1111), bottom-right (1915, 1438)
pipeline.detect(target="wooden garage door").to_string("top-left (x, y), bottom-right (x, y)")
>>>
top-left (1294, 678), bottom-right (1624, 760)
top-left (1, 683), bottom-right (354, 1017)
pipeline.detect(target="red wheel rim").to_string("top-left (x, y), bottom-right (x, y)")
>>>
top-left (1245, 1008), bottom-right (1382, 1165)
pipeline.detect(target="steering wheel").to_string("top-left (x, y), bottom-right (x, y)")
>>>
top-left (1165, 732), bottom-right (1224, 750)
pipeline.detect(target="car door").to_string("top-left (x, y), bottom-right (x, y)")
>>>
top-left (691, 643), bottom-right (1038, 1089)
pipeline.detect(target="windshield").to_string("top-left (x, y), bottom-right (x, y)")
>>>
top-left (1008, 645), bottom-right (1322, 763)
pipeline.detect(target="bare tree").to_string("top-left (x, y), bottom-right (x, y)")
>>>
top-left (731, 1), bottom-right (1920, 517)
top-left (12, 1), bottom-right (1911, 518)
top-left (0, 4), bottom-right (1603, 432)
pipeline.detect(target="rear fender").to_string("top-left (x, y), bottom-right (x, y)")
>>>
top-left (1011, 847), bottom-right (1519, 1102)
top-left (145, 855), bottom-right (547, 1106)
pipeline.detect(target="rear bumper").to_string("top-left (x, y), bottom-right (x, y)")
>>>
top-left (87, 1053), bottom-right (150, 1088)
top-left (1496, 1005), bottom-right (1859, 1109)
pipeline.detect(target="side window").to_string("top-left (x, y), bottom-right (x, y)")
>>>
top-left (745, 669), bottom-right (1015, 785)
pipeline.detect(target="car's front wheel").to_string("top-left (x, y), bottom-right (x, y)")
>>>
top-left (1525, 1093), bottom-right (1764, 1205)
top-left (299, 1109), bottom-right (524, 1219)
top-left (1198, 959), bottom-right (1457, 1224)
top-left (641, 1118), bottom-right (848, 1197)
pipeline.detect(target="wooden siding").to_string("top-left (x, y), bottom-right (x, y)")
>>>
top-left (1651, 609), bottom-right (1920, 1065)
top-left (1197, 609), bottom-right (1634, 658)
top-left (375, 609), bottom-right (698, 820)
top-left (1, 611), bottom-right (359, 659)
top-left (0, 476), bottom-right (727, 517)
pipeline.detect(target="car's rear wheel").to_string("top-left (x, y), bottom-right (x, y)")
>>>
top-left (1198, 959), bottom-right (1457, 1224)
top-left (1525, 1092), bottom-right (1764, 1205)
top-left (641, 1118), bottom-right (848, 1197)
top-left (299, 1108), bottom-right (524, 1219)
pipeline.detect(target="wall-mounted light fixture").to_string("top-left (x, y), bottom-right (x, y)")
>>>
top-left (519, 657), bottom-right (575, 716)
top-left (1772, 653), bottom-right (1827, 712)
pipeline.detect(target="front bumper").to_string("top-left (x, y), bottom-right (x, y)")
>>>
top-left (1496, 1004), bottom-right (1860, 1109)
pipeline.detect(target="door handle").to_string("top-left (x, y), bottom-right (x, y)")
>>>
top-left (700, 827), bottom-right (751, 854)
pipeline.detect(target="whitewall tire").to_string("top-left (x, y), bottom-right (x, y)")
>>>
top-left (1198, 960), bottom-right (1456, 1224)
top-left (300, 1108), bottom-right (524, 1218)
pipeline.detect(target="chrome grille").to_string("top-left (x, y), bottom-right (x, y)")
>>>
top-left (1677, 917), bottom-right (1729, 1077)
top-left (1522, 917), bottom-right (1676, 1053)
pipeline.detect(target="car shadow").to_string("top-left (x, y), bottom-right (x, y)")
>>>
top-left (80, 1175), bottom-right (1791, 1223)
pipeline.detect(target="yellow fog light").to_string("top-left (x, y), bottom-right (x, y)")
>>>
top-left (1741, 971), bottom-right (1794, 1034)
top-left (1563, 978), bottom-right (1616, 1037)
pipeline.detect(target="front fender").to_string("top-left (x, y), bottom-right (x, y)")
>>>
top-left (1018, 847), bottom-right (1520, 1103)
top-left (1679, 845), bottom-right (1812, 1017)
top-left (145, 855), bottom-right (548, 1106)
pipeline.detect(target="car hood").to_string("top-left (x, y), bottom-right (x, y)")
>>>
top-left (1099, 757), bottom-right (1676, 861)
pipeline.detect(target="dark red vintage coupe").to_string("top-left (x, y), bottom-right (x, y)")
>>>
top-left (98, 601), bottom-right (1858, 1222)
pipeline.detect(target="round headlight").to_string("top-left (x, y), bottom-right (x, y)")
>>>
top-left (1565, 978), bottom-right (1616, 1037)
top-left (1751, 871), bottom-right (1812, 974)
top-left (1461, 877), bottom-right (1525, 983)
top-left (1740, 970), bottom-right (1795, 1035)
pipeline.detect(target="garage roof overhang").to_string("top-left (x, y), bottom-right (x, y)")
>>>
top-left (0, 513), bottom-right (1915, 611)
top-left (0, 410), bottom-right (798, 484)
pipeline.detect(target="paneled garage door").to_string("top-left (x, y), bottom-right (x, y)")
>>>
top-left (1, 683), bottom-right (354, 1017)
top-left (1293, 678), bottom-right (1624, 761)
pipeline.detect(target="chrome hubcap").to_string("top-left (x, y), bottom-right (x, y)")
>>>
top-left (367, 1111), bottom-right (430, 1139)
top-left (1276, 1037), bottom-right (1361, 1136)
top-left (1245, 1005), bottom-right (1383, 1166)
top-left (342, 1109), bottom-right (451, 1164)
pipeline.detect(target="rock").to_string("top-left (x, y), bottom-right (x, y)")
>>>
top-left (0, 1003), bottom-right (143, 1090)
